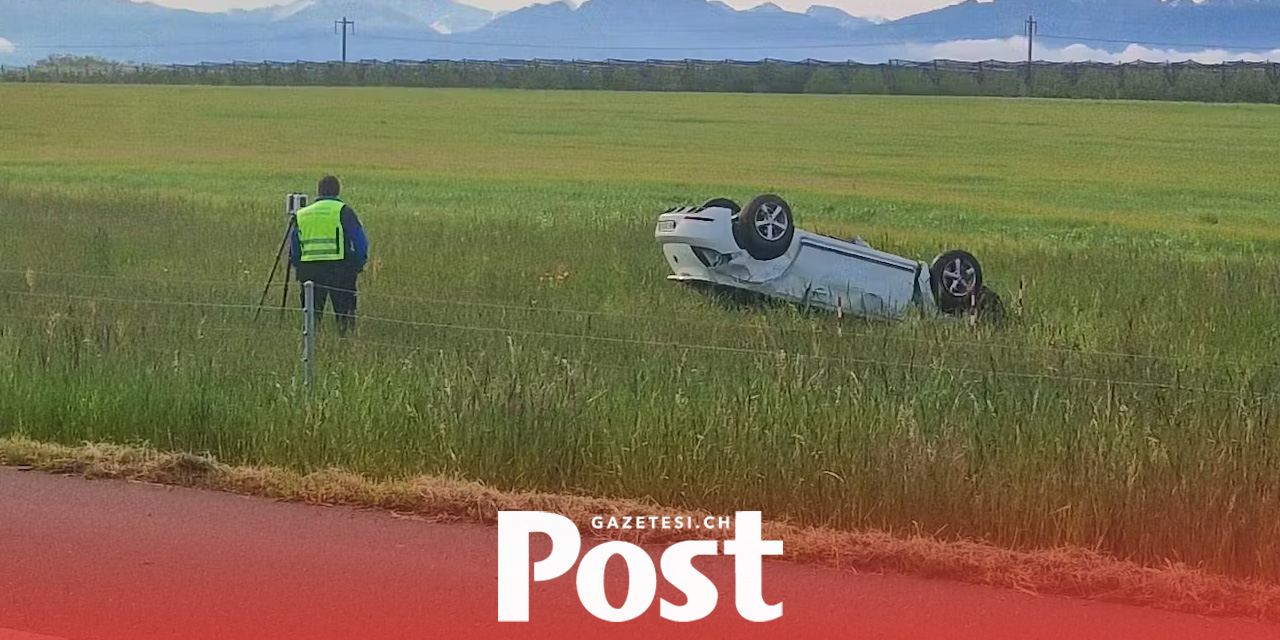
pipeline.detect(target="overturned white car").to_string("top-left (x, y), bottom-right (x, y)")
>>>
top-left (655, 195), bottom-right (999, 321)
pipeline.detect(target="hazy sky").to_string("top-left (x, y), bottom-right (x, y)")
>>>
top-left (135, 0), bottom-right (966, 21)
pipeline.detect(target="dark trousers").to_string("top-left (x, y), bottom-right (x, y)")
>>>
top-left (295, 261), bottom-right (359, 336)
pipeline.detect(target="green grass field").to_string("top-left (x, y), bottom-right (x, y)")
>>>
top-left (1, 84), bottom-right (1278, 581)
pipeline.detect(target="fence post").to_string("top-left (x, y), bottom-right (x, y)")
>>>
top-left (302, 280), bottom-right (315, 390)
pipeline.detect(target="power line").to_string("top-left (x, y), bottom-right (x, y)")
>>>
top-left (1, 25), bottom-right (900, 54)
top-left (9, 24), bottom-right (1280, 57)
top-left (16, 33), bottom-right (1280, 59)
top-left (12, 35), bottom-right (320, 51)
top-left (358, 33), bottom-right (1004, 52)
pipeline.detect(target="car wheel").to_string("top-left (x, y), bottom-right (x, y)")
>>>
top-left (733, 194), bottom-right (795, 261)
top-left (930, 249), bottom-right (983, 314)
top-left (700, 197), bottom-right (741, 214)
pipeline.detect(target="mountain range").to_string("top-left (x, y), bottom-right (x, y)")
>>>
top-left (1, 0), bottom-right (1278, 66)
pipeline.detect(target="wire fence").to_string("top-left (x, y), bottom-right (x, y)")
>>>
top-left (2, 269), bottom-right (1277, 400)
top-left (9, 267), bottom-right (1274, 369)
top-left (5, 56), bottom-right (1280, 103)
top-left (9, 267), bottom-right (1280, 368)
top-left (4, 289), bottom-right (299, 315)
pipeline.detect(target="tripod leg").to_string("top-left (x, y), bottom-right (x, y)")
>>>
top-left (280, 264), bottom-right (292, 320)
top-left (255, 224), bottom-right (292, 321)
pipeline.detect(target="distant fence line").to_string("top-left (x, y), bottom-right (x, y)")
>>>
top-left (4, 57), bottom-right (1280, 103)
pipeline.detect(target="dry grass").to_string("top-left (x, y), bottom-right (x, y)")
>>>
top-left (4, 435), bottom-right (1278, 623)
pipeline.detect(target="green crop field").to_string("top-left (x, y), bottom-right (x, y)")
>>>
top-left (2, 84), bottom-right (1278, 581)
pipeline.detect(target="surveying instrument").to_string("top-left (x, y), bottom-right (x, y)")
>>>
top-left (255, 193), bottom-right (309, 320)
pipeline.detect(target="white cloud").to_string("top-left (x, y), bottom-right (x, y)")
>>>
top-left (0, 37), bottom-right (15, 55)
top-left (899, 36), bottom-right (1280, 64)
top-left (1085, 44), bottom-right (1280, 64)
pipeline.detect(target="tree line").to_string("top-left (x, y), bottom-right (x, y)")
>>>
top-left (5, 54), bottom-right (1280, 104)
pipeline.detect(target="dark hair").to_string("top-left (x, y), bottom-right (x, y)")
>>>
top-left (318, 175), bottom-right (341, 198)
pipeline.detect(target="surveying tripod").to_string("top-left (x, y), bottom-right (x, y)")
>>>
top-left (255, 193), bottom-right (309, 320)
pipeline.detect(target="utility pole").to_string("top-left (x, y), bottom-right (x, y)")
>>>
top-left (1025, 14), bottom-right (1037, 92)
top-left (335, 16), bottom-right (355, 63)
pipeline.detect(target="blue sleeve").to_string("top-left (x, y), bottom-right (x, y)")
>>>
top-left (342, 206), bottom-right (368, 267)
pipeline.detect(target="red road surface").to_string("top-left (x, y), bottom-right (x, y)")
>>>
top-left (1, 468), bottom-right (1277, 640)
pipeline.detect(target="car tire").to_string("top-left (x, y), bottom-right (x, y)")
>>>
top-left (930, 249), bottom-right (983, 314)
top-left (700, 197), bottom-right (741, 214)
top-left (733, 194), bottom-right (795, 261)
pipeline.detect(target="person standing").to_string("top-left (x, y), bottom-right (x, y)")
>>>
top-left (290, 175), bottom-right (368, 337)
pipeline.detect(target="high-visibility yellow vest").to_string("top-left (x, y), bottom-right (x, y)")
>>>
top-left (296, 199), bottom-right (345, 262)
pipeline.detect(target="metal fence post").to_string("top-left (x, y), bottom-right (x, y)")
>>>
top-left (302, 280), bottom-right (315, 390)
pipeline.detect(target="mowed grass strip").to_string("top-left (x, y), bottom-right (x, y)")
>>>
top-left (0, 85), bottom-right (1278, 582)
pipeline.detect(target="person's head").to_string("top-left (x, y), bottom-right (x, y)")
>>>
top-left (318, 175), bottom-right (341, 198)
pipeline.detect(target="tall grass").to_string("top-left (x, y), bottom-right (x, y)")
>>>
top-left (1, 85), bottom-right (1279, 581)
